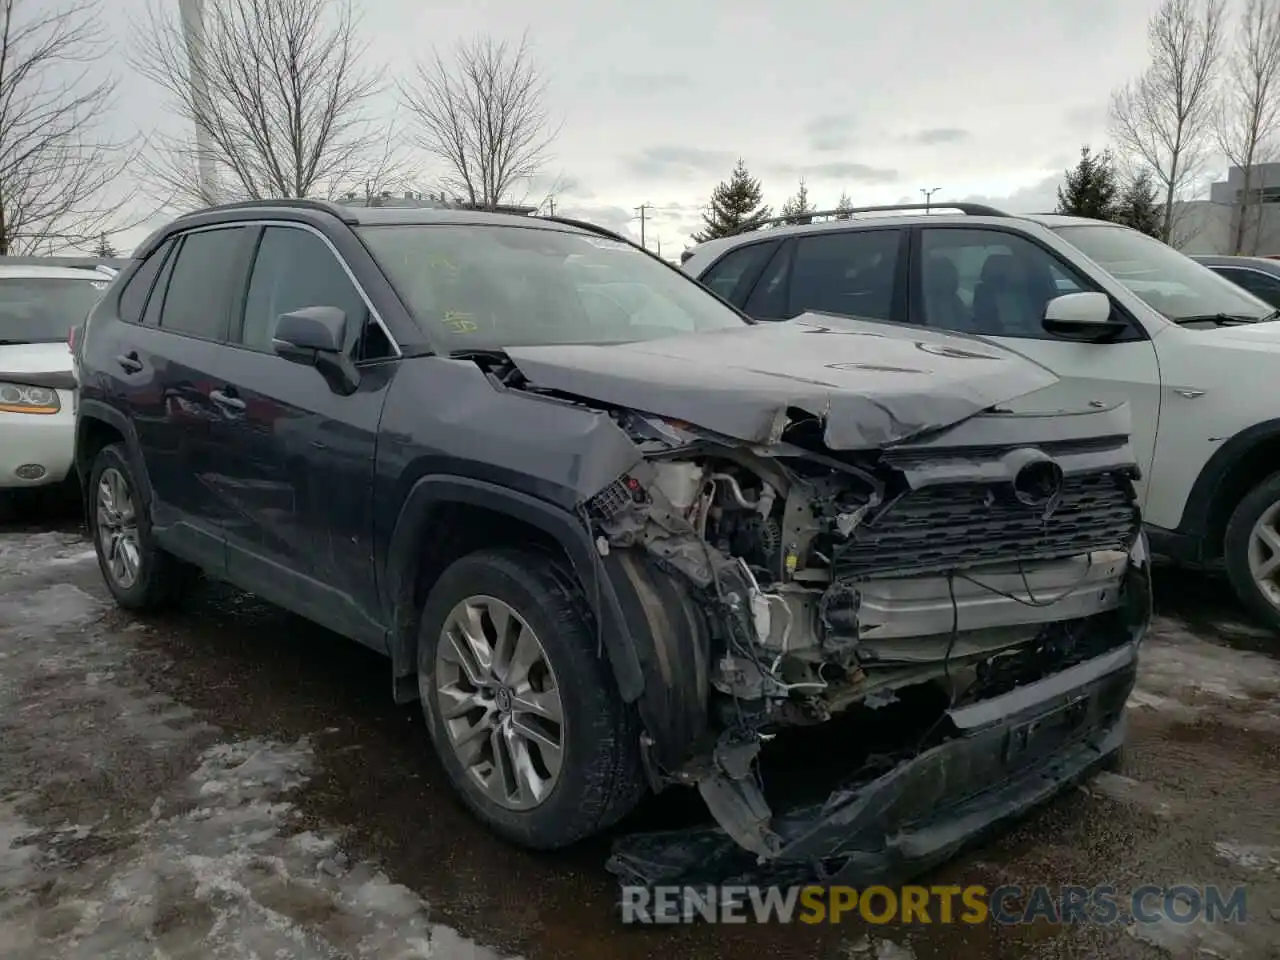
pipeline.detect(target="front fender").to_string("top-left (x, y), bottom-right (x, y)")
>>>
top-left (384, 475), bottom-right (712, 770)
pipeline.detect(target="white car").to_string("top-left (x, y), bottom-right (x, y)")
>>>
top-left (0, 265), bottom-right (111, 505)
top-left (682, 206), bottom-right (1280, 632)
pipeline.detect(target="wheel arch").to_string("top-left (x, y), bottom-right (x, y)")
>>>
top-left (1177, 418), bottom-right (1280, 560)
top-left (384, 474), bottom-right (711, 771)
top-left (75, 400), bottom-right (153, 510)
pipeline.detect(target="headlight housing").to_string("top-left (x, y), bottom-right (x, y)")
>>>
top-left (0, 382), bottom-right (61, 414)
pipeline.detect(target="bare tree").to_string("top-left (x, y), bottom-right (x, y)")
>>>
top-left (400, 32), bottom-right (559, 209)
top-left (0, 0), bottom-right (138, 254)
top-left (131, 0), bottom-right (388, 207)
top-left (1110, 0), bottom-right (1226, 242)
top-left (1217, 0), bottom-right (1280, 253)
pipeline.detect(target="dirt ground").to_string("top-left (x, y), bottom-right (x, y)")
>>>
top-left (0, 506), bottom-right (1277, 959)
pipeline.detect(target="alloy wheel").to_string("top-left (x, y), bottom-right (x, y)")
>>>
top-left (96, 467), bottom-right (140, 590)
top-left (1248, 499), bottom-right (1280, 611)
top-left (435, 595), bottom-right (565, 811)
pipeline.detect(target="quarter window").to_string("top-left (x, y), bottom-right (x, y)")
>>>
top-left (117, 241), bottom-right (173, 324)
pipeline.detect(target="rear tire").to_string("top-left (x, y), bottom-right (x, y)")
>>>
top-left (416, 547), bottom-right (646, 849)
top-left (1223, 471), bottom-right (1280, 634)
top-left (87, 443), bottom-right (194, 610)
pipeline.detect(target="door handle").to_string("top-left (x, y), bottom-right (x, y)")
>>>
top-left (210, 388), bottom-right (246, 411)
top-left (115, 352), bottom-right (143, 373)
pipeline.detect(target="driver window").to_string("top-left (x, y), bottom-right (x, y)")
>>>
top-left (240, 226), bottom-right (392, 360)
top-left (920, 228), bottom-right (1086, 339)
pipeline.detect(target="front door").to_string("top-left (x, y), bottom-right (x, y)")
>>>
top-left (913, 226), bottom-right (1163, 507)
top-left (215, 224), bottom-right (396, 648)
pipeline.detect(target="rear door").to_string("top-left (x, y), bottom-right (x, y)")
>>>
top-left (116, 226), bottom-right (254, 569)
top-left (215, 223), bottom-right (397, 647)
top-left (730, 228), bottom-right (908, 322)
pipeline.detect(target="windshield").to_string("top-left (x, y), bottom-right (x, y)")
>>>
top-left (0, 276), bottom-right (109, 344)
top-left (358, 224), bottom-right (748, 350)
top-left (1053, 224), bottom-right (1272, 322)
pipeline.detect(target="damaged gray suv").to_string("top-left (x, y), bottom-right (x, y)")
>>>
top-left (73, 199), bottom-right (1151, 888)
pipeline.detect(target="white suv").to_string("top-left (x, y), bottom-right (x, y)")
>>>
top-left (0, 264), bottom-right (111, 509)
top-left (682, 205), bottom-right (1280, 632)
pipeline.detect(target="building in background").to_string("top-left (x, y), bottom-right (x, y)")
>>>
top-left (1174, 163), bottom-right (1280, 256)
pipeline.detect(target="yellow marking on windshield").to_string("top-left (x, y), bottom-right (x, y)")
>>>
top-left (443, 310), bottom-right (478, 333)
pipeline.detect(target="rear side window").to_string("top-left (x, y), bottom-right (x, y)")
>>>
top-left (699, 241), bottom-right (776, 304)
top-left (158, 227), bottom-right (250, 340)
top-left (116, 241), bottom-right (174, 324)
top-left (787, 230), bottom-right (902, 321)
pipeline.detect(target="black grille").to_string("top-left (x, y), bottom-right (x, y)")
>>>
top-left (834, 472), bottom-right (1139, 578)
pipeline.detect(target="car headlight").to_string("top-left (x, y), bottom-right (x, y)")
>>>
top-left (0, 382), bottom-right (61, 414)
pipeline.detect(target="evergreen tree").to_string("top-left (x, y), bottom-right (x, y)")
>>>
top-left (1113, 169), bottom-right (1163, 238)
top-left (835, 191), bottom-right (854, 220)
top-left (94, 233), bottom-right (118, 258)
top-left (1055, 146), bottom-right (1120, 220)
top-left (692, 159), bottom-right (771, 241)
top-left (780, 177), bottom-right (815, 224)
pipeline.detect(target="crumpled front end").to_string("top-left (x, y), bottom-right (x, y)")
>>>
top-left (577, 398), bottom-right (1150, 885)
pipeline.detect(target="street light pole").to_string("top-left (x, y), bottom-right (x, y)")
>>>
top-left (920, 187), bottom-right (941, 213)
top-left (179, 0), bottom-right (220, 205)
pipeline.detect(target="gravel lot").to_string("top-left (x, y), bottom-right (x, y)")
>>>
top-left (0, 505), bottom-right (1277, 959)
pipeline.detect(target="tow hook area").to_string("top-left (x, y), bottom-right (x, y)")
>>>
top-left (679, 733), bottom-right (782, 862)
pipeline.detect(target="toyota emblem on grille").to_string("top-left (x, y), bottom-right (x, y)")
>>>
top-left (1002, 448), bottom-right (1066, 517)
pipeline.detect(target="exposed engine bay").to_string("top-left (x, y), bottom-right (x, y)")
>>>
top-left (582, 404), bottom-right (1148, 864)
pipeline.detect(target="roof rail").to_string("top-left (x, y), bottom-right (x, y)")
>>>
top-left (540, 215), bottom-right (633, 245)
top-left (178, 197), bottom-right (357, 223)
top-left (729, 201), bottom-right (1010, 236)
top-left (542, 214), bottom-right (672, 259)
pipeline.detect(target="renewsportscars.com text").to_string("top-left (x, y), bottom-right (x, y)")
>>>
top-left (621, 883), bottom-right (1249, 926)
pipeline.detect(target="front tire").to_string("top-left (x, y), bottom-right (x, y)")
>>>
top-left (416, 547), bottom-right (646, 849)
top-left (87, 443), bottom-right (192, 610)
top-left (1224, 471), bottom-right (1280, 634)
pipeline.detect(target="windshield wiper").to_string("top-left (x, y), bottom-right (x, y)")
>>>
top-left (1171, 313), bottom-right (1259, 326)
top-left (448, 347), bottom-right (509, 360)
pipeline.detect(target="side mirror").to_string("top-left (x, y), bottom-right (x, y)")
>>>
top-left (273, 305), bottom-right (346, 355)
top-left (1042, 292), bottom-right (1127, 342)
top-left (272, 306), bottom-right (360, 395)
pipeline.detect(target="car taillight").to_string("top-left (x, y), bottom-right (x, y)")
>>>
top-left (67, 326), bottom-right (78, 352)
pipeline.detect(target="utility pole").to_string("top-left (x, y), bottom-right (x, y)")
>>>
top-left (545, 196), bottom-right (556, 216)
top-left (920, 187), bottom-right (941, 213)
top-left (179, 0), bottom-right (220, 204)
top-left (634, 203), bottom-right (652, 248)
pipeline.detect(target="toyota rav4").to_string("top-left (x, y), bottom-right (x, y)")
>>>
top-left (73, 199), bottom-right (1151, 887)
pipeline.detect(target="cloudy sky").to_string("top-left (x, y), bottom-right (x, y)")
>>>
top-left (100, 0), bottom-right (1191, 256)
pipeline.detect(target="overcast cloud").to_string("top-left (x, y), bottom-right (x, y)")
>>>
top-left (102, 0), bottom-right (1195, 255)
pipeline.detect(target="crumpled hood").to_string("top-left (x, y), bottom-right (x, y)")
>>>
top-left (504, 314), bottom-right (1060, 449)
